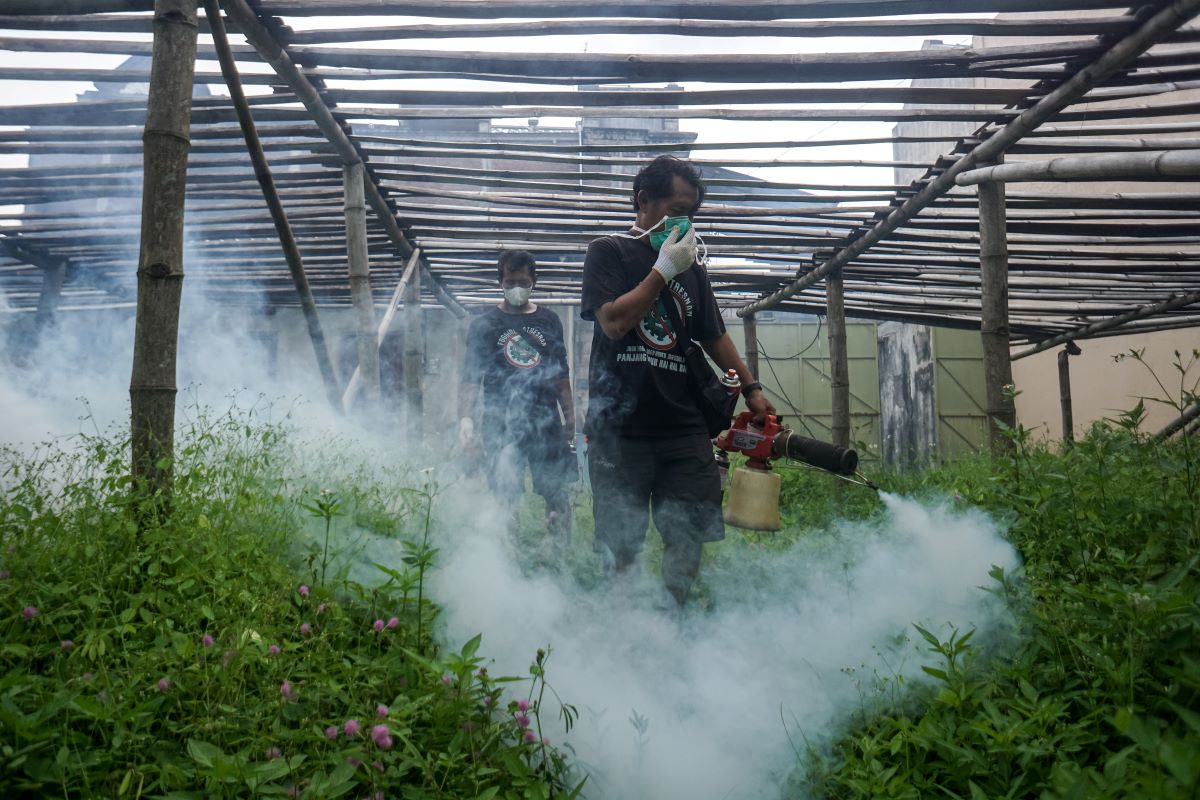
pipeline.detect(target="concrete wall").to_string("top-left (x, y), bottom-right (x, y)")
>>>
top-left (1012, 332), bottom-right (1198, 439)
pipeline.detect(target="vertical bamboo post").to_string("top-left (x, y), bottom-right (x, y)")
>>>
top-left (205, 0), bottom-right (341, 411)
top-left (978, 169), bottom-right (1016, 458)
top-left (343, 162), bottom-right (379, 406)
top-left (129, 0), bottom-right (198, 505)
top-left (827, 269), bottom-right (851, 450)
top-left (402, 261), bottom-right (424, 438)
top-left (34, 261), bottom-right (65, 332)
top-left (743, 311), bottom-right (760, 385)
top-left (1058, 343), bottom-right (1079, 446)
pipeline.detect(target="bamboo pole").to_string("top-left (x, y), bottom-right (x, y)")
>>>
top-left (282, 15), bottom-right (1144, 43)
top-left (219, 0), bottom-right (466, 319)
top-left (34, 259), bottom-right (65, 332)
top-left (402, 260), bottom-right (424, 439)
top-left (6, 12), bottom-right (1172, 40)
top-left (827, 270), bottom-right (851, 451)
top-left (246, 0), bottom-right (1143, 20)
top-left (736, 0), bottom-right (1200, 318)
top-left (203, 0), bottom-right (342, 412)
top-left (344, 162), bottom-right (380, 407)
top-left (1057, 343), bottom-right (1079, 446)
top-left (0, 238), bottom-right (68, 342)
top-left (0, 0), bottom-right (1140, 19)
top-left (743, 312), bottom-right (760, 384)
top-left (955, 149), bottom-right (1200, 185)
top-left (1011, 290), bottom-right (1200, 360)
top-left (129, 0), bottom-right (198, 507)
top-left (1153, 400), bottom-right (1200, 441)
top-left (979, 171), bottom-right (1017, 458)
top-left (342, 248), bottom-right (419, 412)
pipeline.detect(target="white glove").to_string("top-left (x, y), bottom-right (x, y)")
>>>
top-left (651, 224), bottom-right (697, 284)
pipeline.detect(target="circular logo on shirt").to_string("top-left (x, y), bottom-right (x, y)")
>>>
top-left (500, 331), bottom-right (541, 369)
top-left (636, 291), bottom-right (685, 352)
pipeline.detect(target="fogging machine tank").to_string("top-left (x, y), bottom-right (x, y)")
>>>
top-left (714, 412), bottom-right (861, 532)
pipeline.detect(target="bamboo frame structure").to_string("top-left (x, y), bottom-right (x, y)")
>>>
top-left (342, 248), bottom-right (419, 412)
top-left (128, 0), bottom-right (198, 505)
top-left (979, 171), bottom-right (1018, 457)
top-left (736, 0), bottom-right (1200, 318)
top-left (219, 0), bottom-right (466, 319)
top-left (344, 161), bottom-right (381, 406)
top-left (402, 263), bottom-right (424, 437)
top-left (827, 271), bottom-right (851, 450)
top-left (1154, 399), bottom-right (1200, 440)
top-left (0, 0), bottom-right (1195, 379)
top-left (955, 149), bottom-right (1200, 184)
top-left (1058, 342), bottom-right (1082, 445)
top-left (1012, 290), bottom-right (1200, 359)
top-left (203, 0), bottom-right (341, 411)
top-left (742, 313), bottom-right (760, 385)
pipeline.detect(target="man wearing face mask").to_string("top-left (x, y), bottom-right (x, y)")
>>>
top-left (581, 155), bottom-right (776, 606)
top-left (460, 250), bottom-right (575, 540)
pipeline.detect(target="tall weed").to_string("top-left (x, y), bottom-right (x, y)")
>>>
top-left (0, 409), bottom-right (583, 798)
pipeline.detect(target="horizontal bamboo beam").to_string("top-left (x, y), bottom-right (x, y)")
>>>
top-left (258, 0), bottom-right (1136, 20)
top-left (955, 150), bottom-right (1200, 185)
top-left (319, 85), bottom-right (1035, 106)
top-left (0, 13), bottom-right (1149, 41)
top-left (736, 0), bottom-right (1200, 318)
top-left (283, 16), bottom-right (1150, 43)
top-left (1010, 291), bottom-right (1200, 360)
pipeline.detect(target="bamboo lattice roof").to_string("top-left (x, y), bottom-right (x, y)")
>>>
top-left (1, 0), bottom-right (1198, 346)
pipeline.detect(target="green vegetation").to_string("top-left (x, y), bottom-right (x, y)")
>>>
top-left (0, 409), bottom-right (583, 799)
top-left (797, 354), bottom-right (1200, 799)
top-left (2, 349), bottom-right (1196, 798)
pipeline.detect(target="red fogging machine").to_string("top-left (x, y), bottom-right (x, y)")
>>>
top-left (714, 411), bottom-right (875, 531)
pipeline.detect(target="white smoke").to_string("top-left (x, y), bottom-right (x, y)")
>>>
top-left (2, 278), bottom-right (1022, 799)
top-left (430, 488), bottom-right (1021, 800)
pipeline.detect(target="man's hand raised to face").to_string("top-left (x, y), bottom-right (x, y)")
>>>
top-left (651, 224), bottom-right (697, 284)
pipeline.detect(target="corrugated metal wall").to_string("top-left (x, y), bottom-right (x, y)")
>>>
top-left (725, 314), bottom-right (989, 462)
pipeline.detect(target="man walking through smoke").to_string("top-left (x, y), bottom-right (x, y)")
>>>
top-left (582, 155), bottom-right (776, 606)
top-left (459, 250), bottom-right (576, 540)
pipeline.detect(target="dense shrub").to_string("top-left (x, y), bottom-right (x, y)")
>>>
top-left (0, 410), bottom-right (583, 799)
top-left (800, 371), bottom-right (1200, 798)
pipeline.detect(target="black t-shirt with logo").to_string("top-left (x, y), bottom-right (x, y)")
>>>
top-left (463, 305), bottom-right (568, 433)
top-left (581, 234), bottom-right (726, 438)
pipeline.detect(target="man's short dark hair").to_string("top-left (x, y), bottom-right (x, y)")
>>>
top-left (498, 250), bottom-right (537, 282)
top-left (632, 155), bottom-right (706, 212)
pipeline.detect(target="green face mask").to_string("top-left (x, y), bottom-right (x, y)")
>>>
top-left (648, 216), bottom-right (691, 251)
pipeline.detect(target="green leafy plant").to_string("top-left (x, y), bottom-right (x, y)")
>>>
top-left (795, 357), bottom-right (1200, 800)
top-left (301, 488), bottom-right (342, 588)
top-left (0, 410), bottom-right (581, 798)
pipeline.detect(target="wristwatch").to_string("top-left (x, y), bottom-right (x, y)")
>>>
top-left (742, 381), bottom-right (764, 397)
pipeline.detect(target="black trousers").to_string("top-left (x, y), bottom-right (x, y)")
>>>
top-left (587, 431), bottom-right (724, 597)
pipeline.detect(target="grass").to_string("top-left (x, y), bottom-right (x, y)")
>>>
top-left (0, 407), bottom-right (584, 799)
top-left (2, 347), bottom-right (1197, 798)
top-left (793, 355), bottom-right (1200, 799)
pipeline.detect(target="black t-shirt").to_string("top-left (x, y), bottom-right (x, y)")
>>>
top-left (581, 234), bottom-right (726, 438)
top-left (463, 305), bottom-right (568, 433)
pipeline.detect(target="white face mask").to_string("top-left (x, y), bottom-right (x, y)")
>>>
top-left (504, 286), bottom-right (532, 307)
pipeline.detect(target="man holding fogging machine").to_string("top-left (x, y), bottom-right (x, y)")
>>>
top-left (581, 155), bottom-right (776, 606)
top-left (459, 250), bottom-right (577, 540)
